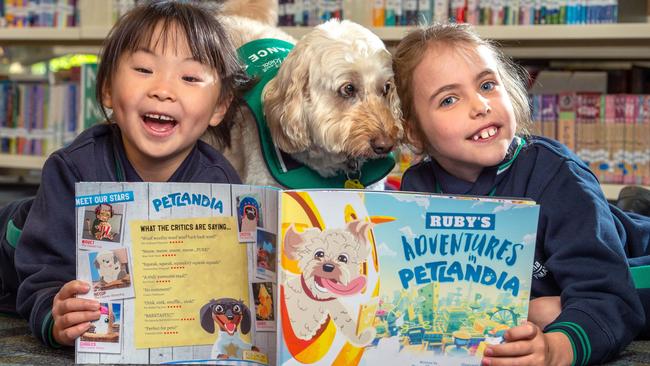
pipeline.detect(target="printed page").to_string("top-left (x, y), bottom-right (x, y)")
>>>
top-left (277, 190), bottom-right (539, 366)
top-left (74, 182), bottom-right (277, 365)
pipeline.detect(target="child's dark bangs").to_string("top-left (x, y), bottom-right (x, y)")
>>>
top-left (179, 14), bottom-right (224, 73)
top-left (126, 17), bottom-right (171, 55)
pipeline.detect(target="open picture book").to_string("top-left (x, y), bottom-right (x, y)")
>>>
top-left (74, 182), bottom-right (540, 365)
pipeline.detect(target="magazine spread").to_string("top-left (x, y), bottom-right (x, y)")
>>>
top-left (74, 182), bottom-right (540, 366)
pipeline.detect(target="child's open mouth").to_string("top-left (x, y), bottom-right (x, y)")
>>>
top-left (142, 113), bottom-right (178, 135)
top-left (470, 126), bottom-right (498, 141)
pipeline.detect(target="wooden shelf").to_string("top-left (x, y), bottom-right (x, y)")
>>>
top-left (0, 27), bottom-right (81, 40)
top-left (0, 23), bottom-right (649, 58)
top-left (0, 154), bottom-right (47, 170)
top-left (281, 23), bottom-right (650, 59)
top-left (349, 23), bottom-right (650, 42)
top-left (600, 184), bottom-right (650, 201)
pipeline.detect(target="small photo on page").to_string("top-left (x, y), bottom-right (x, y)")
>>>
top-left (80, 203), bottom-right (126, 249)
top-left (88, 248), bottom-right (134, 300)
top-left (77, 301), bottom-right (122, 353)
top-left (237, 194), bottom-right (262, 242)
top-left (255, 228), bottom-right (276, 281)
top-left (252, 282), bottom-right (275, 332)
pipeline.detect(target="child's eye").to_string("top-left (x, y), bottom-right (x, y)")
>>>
top-left (182, 75), bottom-right (202, 83)
top-left (133, 67), bottom-right (152, 74)
top-left (481, 81), bottom-right (496, 91)
top-left (440, 96), bottom-right (458, 107)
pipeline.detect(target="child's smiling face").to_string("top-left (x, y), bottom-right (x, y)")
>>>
top-left (411, 44), bottom-right (516, 182)
top-left (101, 21), bottom-right (230, 181)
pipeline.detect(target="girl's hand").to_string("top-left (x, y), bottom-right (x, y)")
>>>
top-left (481, 321), bottom-right (573, 366)
top-left (528, 296), bottom-right (561, 329)
top-left (51, 280), bottom-right (101, 346)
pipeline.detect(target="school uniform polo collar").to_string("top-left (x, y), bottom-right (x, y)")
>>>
top-left (432, 136), bottom-right (525, 196)
top-left (109, 124), bottom-right (200, 183)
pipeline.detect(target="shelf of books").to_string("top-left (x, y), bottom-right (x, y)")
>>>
top-left (1, 0), bottom-right (649, 198)
top-left (5, 23), bottom-right (646, 57)
top-left (0, 154), bottom-right (47, 170)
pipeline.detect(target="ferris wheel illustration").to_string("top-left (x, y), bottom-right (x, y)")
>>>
top-left (488, 305), bottom-right (519, 326)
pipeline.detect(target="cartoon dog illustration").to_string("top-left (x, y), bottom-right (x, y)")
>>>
top-left (94, 251), bottom-right (126, 284)
top-left (89, 305), bottom-right (113, 335)
top-left (255, 284), bottom-right (273, 320)
top-left (200, 298), bottom-right (256, 360)
top-left (282, 220), bottom-right (376, 347)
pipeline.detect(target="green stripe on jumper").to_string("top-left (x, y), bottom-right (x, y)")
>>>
top-left (546, 328), bottom-right (577, 366)
top-left (6, 219), bottom-right (22, 248)
top-left (43, 310), bottom-right (62, 348)
top-left (555, 321), bottom-right (591, 365)
top-left (631, 265), bottom-right (650, 289)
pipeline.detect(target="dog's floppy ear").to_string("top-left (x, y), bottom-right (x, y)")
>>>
top-left (240, 301), bottom-right (251, 335)
top-left (199, 300), bottom-right (216, 334)
top-left (347, 220), bottom-right (374, 259)
top-left (283, 225), bottom-right (306, 260)
top-left (347, 220), bottom-right (374, 243)
top-left (263, 44), bottom-right (311, 154)
top-left (387, 77), bottom-right (405, 141)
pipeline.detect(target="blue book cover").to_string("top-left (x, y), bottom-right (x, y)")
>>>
top-left (278, 190), bottom-right (539, 366)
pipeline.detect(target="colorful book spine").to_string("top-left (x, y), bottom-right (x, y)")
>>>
top-left (622, 94), bottom-right (638, 184)
top-left (417, 0), bottom-right (433, 24)
top-left (557, 92), bottom-right (576, 152)
top-left (449, 0), bottom-right (466, 23)
top-left (404, 0), bottom-right (418, 25)
top-left (575, 92), bottom-right (601, 173)
top-left (433, 0), bottom-right (449, 23)
top-left (637, 95), bottom-right (650, 186)
top-left (373, 0), bottom-right (386, 26)
top-left (541, 94), bottom-right (558, 140)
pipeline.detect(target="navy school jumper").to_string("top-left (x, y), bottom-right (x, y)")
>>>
top-left (6, 123), bottom-right (241, 347)
top-left (401, 136), bottom-right (649, 366)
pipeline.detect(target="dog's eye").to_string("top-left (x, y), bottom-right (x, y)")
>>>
top-left (214, 304), bottom-right (224, 313)
top-left (104, 318), bottom-right (109, 323)
top-left (338, 83), bottom-right (356, 98)
top-left (337, 254), bottom-right (348, 263)
top-left (382, 82), bottom-right (391, 96)
top-left (314, 250), bottom-right (325, 259)
top-left (233, 304), bottom-right (241, 314)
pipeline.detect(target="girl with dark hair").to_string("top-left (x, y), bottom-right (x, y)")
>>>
top-left (1, 0), bottom-right (248, 347)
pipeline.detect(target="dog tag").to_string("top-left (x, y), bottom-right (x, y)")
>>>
top-left (344, 179), bottom-right (364, 189)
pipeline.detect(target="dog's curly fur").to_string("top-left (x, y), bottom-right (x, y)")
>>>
top-left (214, 0), bottom-right (403, 186)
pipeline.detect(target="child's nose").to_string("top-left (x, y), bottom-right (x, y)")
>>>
top-left (470, 93), bottom-right (491, 118)
top-left (148, 77), bottom-right (177, 102)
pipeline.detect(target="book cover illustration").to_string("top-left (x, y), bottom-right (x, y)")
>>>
top-left (278, 190), bottom-right (539, 366)
top-left (74, 182), bottom-right (277, 365)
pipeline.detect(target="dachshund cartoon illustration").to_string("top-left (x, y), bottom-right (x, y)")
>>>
top-left (200, 298), bottom-right (257, 360)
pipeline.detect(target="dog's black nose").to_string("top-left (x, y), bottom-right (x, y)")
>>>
top-left (371, 138), bottom-right (393, 155)
top-left (323, 263), bottom-right (335, 272)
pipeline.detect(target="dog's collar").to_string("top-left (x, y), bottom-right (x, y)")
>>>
top-left (300, 275), bottom-right (335, 302)
top-left (237, 38), bottom-right (395, 189)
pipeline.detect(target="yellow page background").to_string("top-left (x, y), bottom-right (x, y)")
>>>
top-left (130, 216), bottom-right (249, 348)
